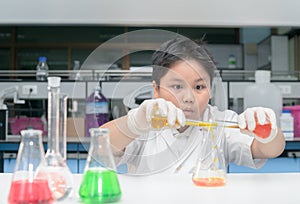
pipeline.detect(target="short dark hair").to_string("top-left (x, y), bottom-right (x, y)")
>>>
top-left (152, 38), bottom-right (216, 87)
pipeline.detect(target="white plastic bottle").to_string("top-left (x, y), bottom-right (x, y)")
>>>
top-left (244, 70), bottom-right (282, 124)
top-left (36, 56), bottom-right (49, 81)
top-left (280, 109), bottom-right (294, 140)
top-left (228, 54), bottom-right (236, 68)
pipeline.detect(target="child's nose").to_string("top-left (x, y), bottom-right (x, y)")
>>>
top-left (183, 89), bottom-right (194, 103)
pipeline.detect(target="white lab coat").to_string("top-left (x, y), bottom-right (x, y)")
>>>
top-left (118, 105), bottom-right (266, 175)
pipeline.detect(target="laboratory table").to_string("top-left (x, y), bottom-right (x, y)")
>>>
top-left (1, 172), bottom-right (300, 204)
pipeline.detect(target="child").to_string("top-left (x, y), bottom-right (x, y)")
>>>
top-left (101, 37), bottom-right (285, 175)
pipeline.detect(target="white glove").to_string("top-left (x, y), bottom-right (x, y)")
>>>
top-left (238, 107), bottom-right (278, 143)
top-left (127, 98), bottom-right (186, 136)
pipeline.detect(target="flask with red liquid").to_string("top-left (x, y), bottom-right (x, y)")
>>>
top-left (85, 83), bottom-right (109, 137)
top-left (7, 129), bottom-right (53, 204)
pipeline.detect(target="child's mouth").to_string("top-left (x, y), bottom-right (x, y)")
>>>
top-left (183, 109), bottom-right (194, 115)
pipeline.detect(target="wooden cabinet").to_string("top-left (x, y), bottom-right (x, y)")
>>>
top-left (0, 26), bottom-right (239, 76)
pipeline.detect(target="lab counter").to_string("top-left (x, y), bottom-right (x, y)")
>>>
top-left (1, 172), bottom-right (300, 204)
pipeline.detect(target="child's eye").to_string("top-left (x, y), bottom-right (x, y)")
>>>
top-left (195, 85), bottom-right (205, 90)
top-left (173, 85), bottom-right (183, 89)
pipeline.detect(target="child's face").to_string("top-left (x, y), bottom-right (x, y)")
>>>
top-left (153, 60), bottom-right (211, 120)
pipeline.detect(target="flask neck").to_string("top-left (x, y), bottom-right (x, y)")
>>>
top-left (16, 130), bottom-right (45, 172)
top-left (47, 86), bottom-right (60, 153)
top-left (21, 134), bottom-right (44, 155)
top-left (87, 133), bottom-right (116, 170)
top-left (90, 134), bottom-right (110, 157)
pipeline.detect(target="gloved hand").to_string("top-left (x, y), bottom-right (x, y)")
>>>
top-left (127, 98), bottom-right (186, 136)
top-left (238, 107), bottom-right (278, 143)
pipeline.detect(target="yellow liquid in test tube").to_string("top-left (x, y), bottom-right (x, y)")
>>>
top-left (151, 117), bottom-right (168, 129)
top-left (151, 116), bottom-right (219, 129)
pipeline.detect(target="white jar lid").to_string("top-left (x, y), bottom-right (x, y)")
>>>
top-left (255, 70), bottom-right (271, 83)
top-left (48, 77), bottom-right (61, 87)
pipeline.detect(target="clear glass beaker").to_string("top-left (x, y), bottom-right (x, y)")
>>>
top-left (79, 128), bottom-right (122, 203)
top-left (192, 126), bottom-right (227, 187)
top-left (7, 129), bottom-right (53, 204)
top-left (39, 77), bottom-right (73, 201)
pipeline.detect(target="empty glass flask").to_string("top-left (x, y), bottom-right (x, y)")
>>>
top-left (7, 129), bottom-right (53, 204)
top-left (79, 128), bottom-right (122, 203)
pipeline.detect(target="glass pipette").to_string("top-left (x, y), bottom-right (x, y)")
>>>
top-left (151, 117), bottom-right (239, 129)
top-left (185, 119), bottom-right (239, 128)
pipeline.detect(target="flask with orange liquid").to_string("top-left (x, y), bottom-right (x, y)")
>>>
top-left (192, 125), bottom-right (227, 187)
top-left (150, 103), bottom-right (273, 187)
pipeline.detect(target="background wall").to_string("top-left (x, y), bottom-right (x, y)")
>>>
top-left (1, 0), bottom-right (300, 26)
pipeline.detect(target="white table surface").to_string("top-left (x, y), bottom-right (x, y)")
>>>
top-left (1, 172), bottom-right (300, 204)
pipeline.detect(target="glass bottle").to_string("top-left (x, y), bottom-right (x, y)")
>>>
top-left (85, 84), bottom-right (109, 137)
top-left (36, 56), bottom-right (49, 81)
top-left (40, 77), bottom-right (73, 201)
top-left (69, 60), bottom-right (81, 80)
top-left (7, 129), bottom-right (53, 204)
top-left (192, 126), bottom-right (227, 187)
top-left (79, 128), bottom-right (122, 203)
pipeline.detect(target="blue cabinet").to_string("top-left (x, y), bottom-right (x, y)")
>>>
top-left (3, 152), bottom-right (87, 173)
top-left (0, 141), bottom-right (89, 173)
top-left (2, 140), bottom-right (299, 173)
top-left (229, 157), bottom-right (300, 173)
top-left (3, 154), bottom-right (16, 173)
top-left (229, 141), bottom-right (300, 173)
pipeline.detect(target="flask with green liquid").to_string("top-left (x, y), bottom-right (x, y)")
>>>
top-left (79, 128), bottom-right (122, 203)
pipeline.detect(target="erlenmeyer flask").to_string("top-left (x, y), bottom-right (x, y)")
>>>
top-left (192, 126), bottom-right (227, 187)
top-left (79, 128), bottom-right (122, 203)
top-left (8, 129), bottom-right (53, 204)
top-left (39, 77), bottom-right (73, 201)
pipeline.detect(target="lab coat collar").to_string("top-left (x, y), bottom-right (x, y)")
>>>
top-left (172, 126), bottom-right (198, 138)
